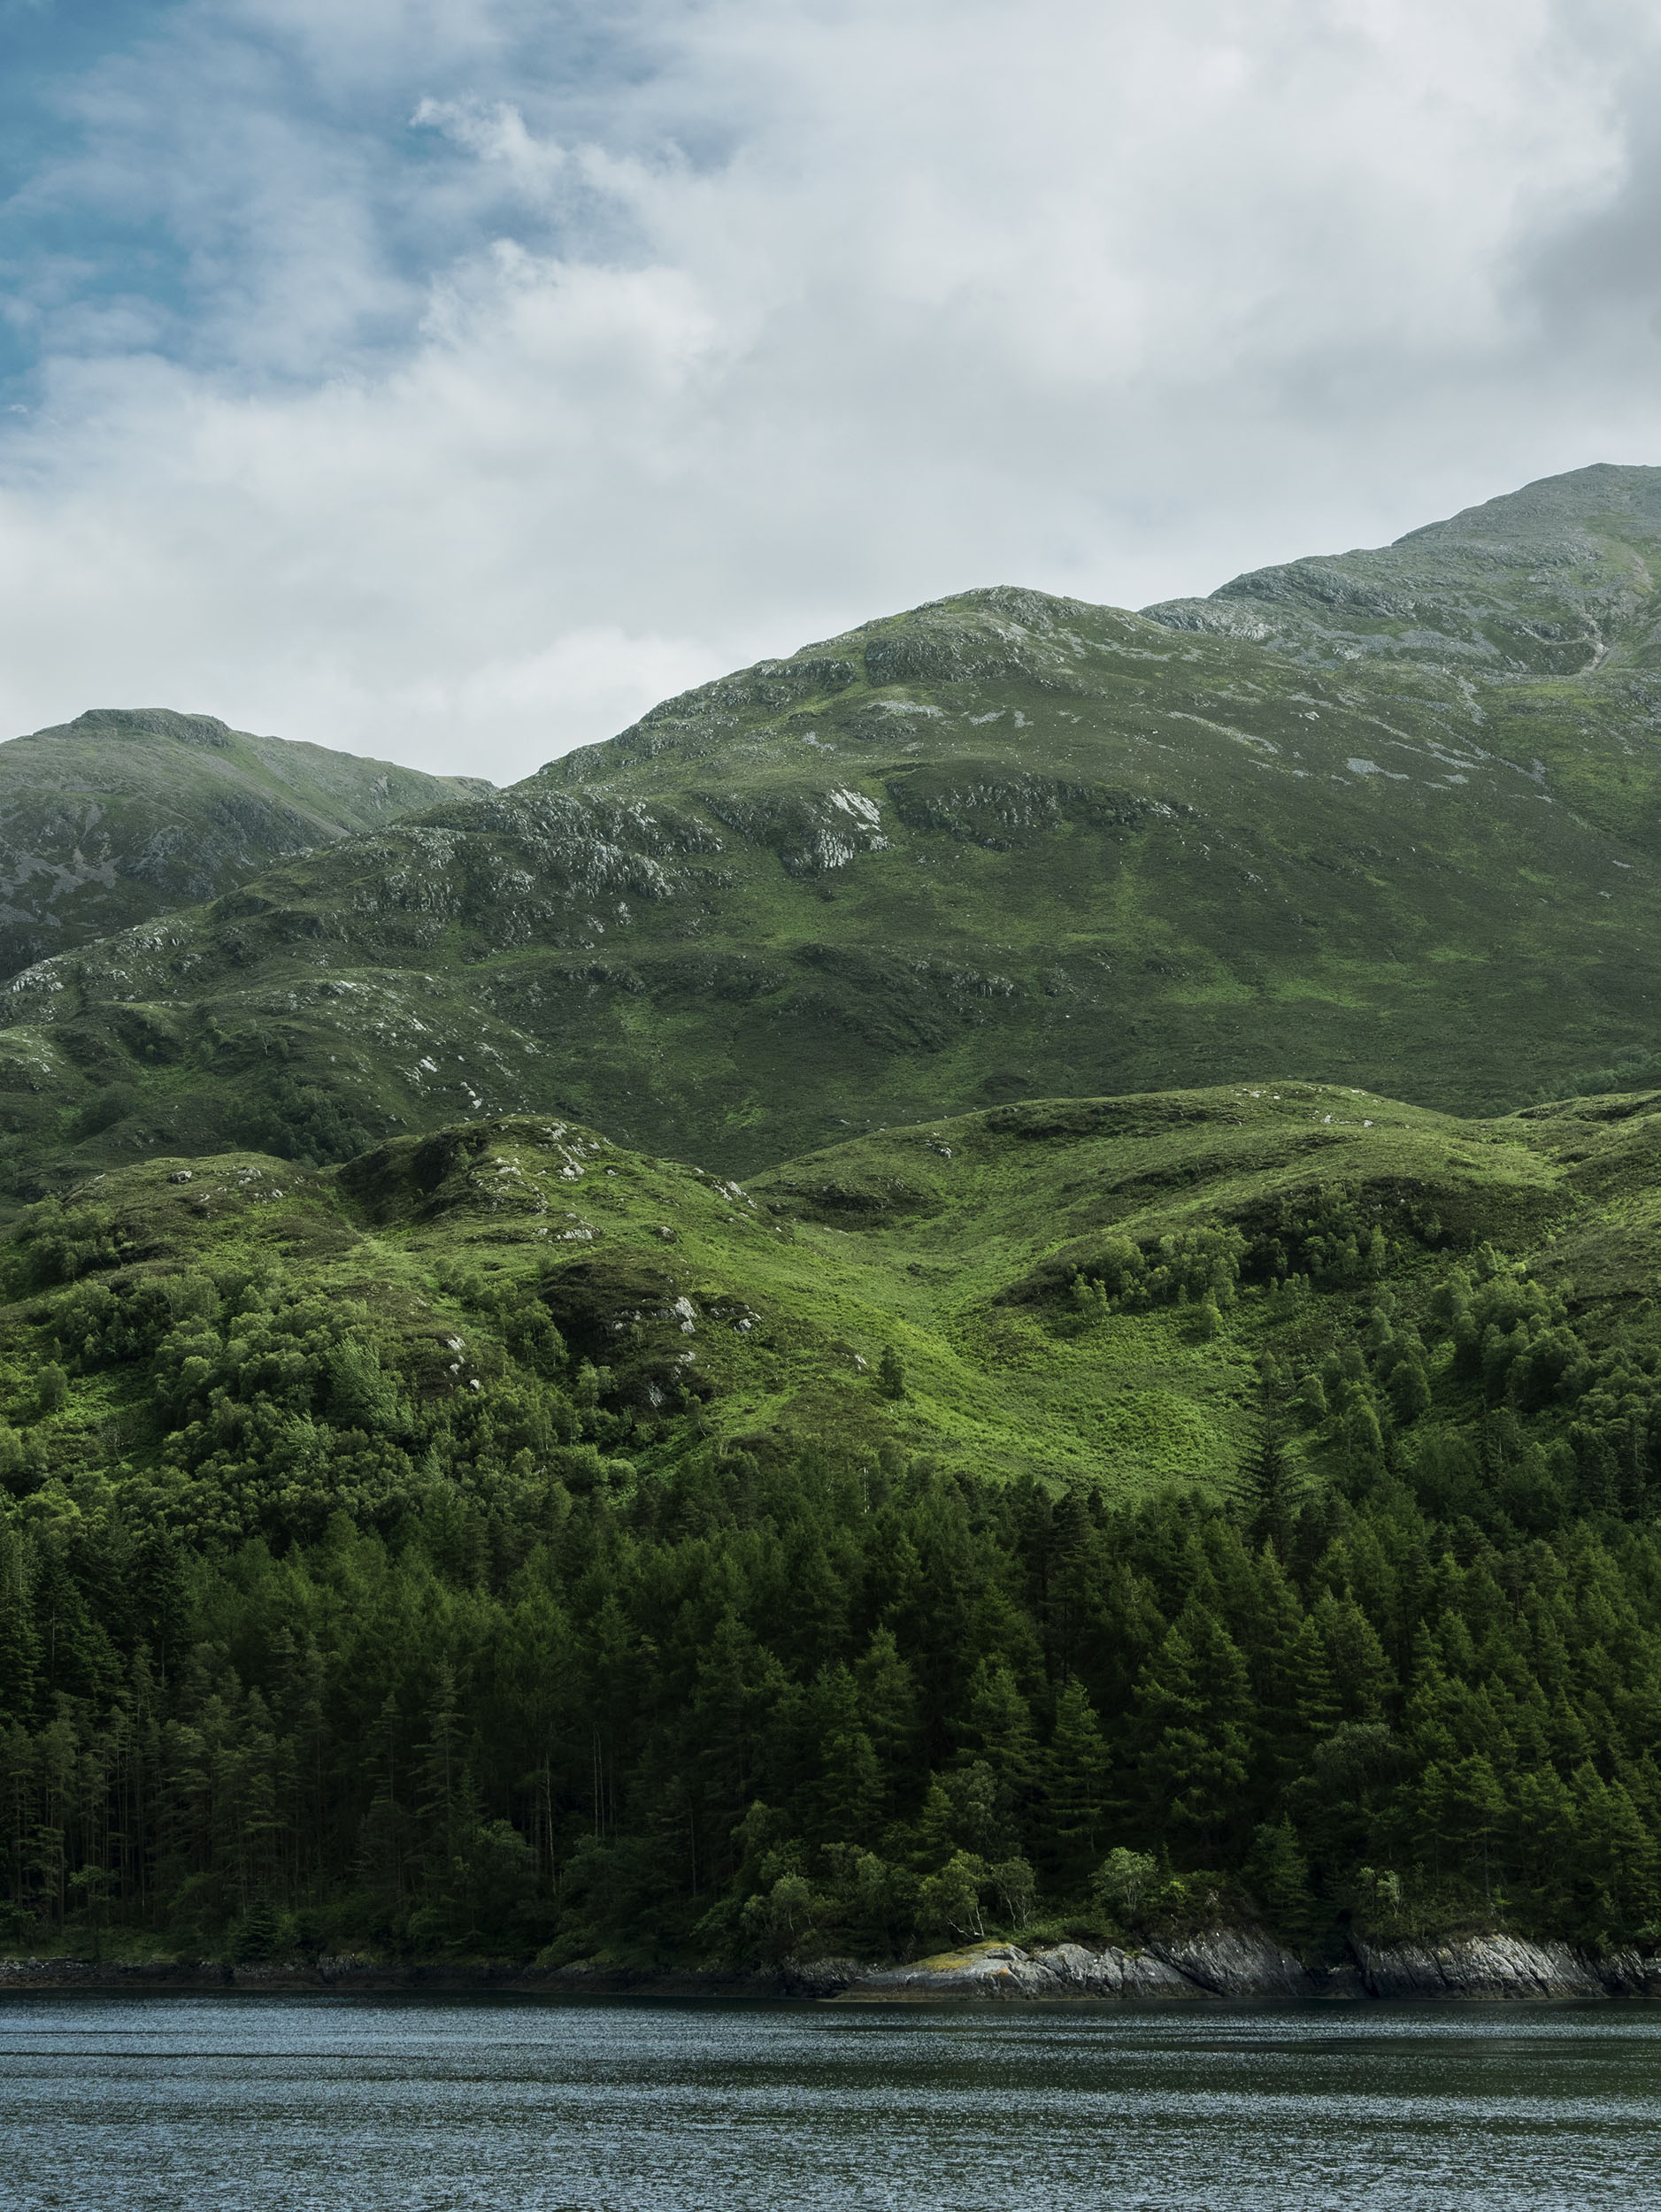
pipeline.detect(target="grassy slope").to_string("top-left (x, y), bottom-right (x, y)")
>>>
top-left (3, 469), bottom-right (1661, 1194)
top-left (12, 1079), bottom-right (1661, 1509)
top-left (0, 707), bottom-right (490, 983)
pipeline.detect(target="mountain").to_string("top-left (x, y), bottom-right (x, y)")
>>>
top-left (0, 706), bottom-right (491, 983)
top-left (11, 465), bottom-right (1661, 1975)
top-left (1, 467), bottom-right (1659, 1194)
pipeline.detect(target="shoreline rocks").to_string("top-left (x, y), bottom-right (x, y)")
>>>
top-left (833, 1929), bottom-right (1661, 2003)
top-left (3, 1928), bottom-right (1657, 2002)
top-left (1350, 1933), bottom-right (1661, 2001)
top-left (834, 1932), bottom-right (1334, 2002)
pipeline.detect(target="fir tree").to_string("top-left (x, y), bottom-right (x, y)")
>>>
top-left (1242, 1817), bottom-right (1319, 1945)
top-left (1042, 1679), bottom-right (1113, 1874)
top-left (1134, 1607), bottom-right (1252, 1853)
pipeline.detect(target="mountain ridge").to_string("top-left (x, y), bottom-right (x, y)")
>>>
top-left (0, 467), bottom-right (1658, 1194)
top-left (1144, 460), bottom-right (1661, 673)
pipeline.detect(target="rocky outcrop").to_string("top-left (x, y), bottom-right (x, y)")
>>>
top-left (1150, 1927), bottom-right (1331, 1999)
top-left (830, 1929), bottom-right (1661, 2003)
top-left (1351, 1934), bottom-right (1661, 2001)
top-left (834, 1932), bottom-right (1316, 2002)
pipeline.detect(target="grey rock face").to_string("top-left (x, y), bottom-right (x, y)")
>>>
top-left (834, 1932), bottom-right (1308, 2001)
top-left (829, 1929), bottom-right (1661, 2003)
top-left (1148, 1927), bottom-right (1317, 1998)
top-left (1354, 1934), bottom-right (1661, 2001)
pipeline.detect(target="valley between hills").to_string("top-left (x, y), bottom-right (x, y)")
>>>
top-left (6, 464), bottom-right (1661, 1993)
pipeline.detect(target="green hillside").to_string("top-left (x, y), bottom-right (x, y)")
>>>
top-left (3, 469), bottom-right (1661, 1195)
top-left (4, 1078), bottom-right (1659, 1525)
top-left (0, 706), bottom-right (489, 984)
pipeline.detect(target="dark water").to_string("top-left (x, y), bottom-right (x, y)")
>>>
top-left (4, 1996), bottom-right (1659, 2210)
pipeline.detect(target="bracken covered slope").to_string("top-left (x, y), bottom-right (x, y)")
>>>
top-left (7, 1078), bottom-right (1660, 1508)
top-left (3, 467), bottom-right (1661, 1192)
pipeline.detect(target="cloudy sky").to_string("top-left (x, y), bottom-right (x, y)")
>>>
top-left (0, 0), bottom-right (1657, 783)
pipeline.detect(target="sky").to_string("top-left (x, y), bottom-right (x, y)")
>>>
top-left (1, 0), bottom-right (1659, 784)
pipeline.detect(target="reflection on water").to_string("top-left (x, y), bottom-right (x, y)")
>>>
top-left (4, 1995), bottom-right (1658, 2210)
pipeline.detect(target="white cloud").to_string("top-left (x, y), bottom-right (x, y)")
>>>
top-left (0, 0), bottom-right (1656, 782)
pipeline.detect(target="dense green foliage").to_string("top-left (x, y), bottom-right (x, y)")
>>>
top-left (5, 1392), bottom-right (1660, 1965)
top-left (6, 467), bottom-right (1661, 1193)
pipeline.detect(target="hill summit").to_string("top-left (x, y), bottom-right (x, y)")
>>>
top-left (1146, 461), bottom-right (1661, 672)
top-left (0, 705), bottom-right (489, 984)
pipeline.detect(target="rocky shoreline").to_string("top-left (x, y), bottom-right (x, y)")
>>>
top-left (4, 1928), bottom-right (1659, 2002)
top-left (832, 1929), bottom-right (1661, 2002)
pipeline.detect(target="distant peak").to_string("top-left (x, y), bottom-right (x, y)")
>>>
top-left (69, 708), bottom-right (236, 749)
top-left (1396, 461), bottom-right (1661, 546)
top-left (1142, 460), bottom-right (1661, 677)
top-left (875, 584), bottom-right (1089, 630)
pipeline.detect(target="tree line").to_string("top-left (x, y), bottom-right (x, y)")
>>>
top-left (3, 1438), bottom-right (1659, 1962)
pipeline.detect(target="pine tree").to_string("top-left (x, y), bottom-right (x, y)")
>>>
top-left (234, 1894), bottom-right (281, 1961)
top-left (856, 1627), bottom-right (918, 1806)
top-left (807, 1665), bottom-right (882, 1846)
top-left (1314, 1593), bottom-right (1397, 1726)
top-left (690, 1610), bottom-right (787, 1860)
top-left (1244, 1388), bottom-right (1294, 1549)
top-left (1424, 1753), bottom-right (1510, 1897)
top-left (1575, 1765), bottom-right (1661, 1933)
top-left (1236, 1544), bottom-right (1310, 1786)
top-left (0, 1520), bottom-right (38, 1723)
top-left (962, 1659), bottom-right (1039, 1853)
top-left (912, 1762), bottom-right (998, 1868)
top-left (1042, 1679), bottom-right (1113, 1875)
top-left (417, 1662), bottom-right (464, 1899)
top-left (1133, 1606), bottom-right (1252, 1852)
top-left (1288, 1616), bottom-right (1342, 1740)
top-left (1242, 1817), bottom-right (1319, 1944)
